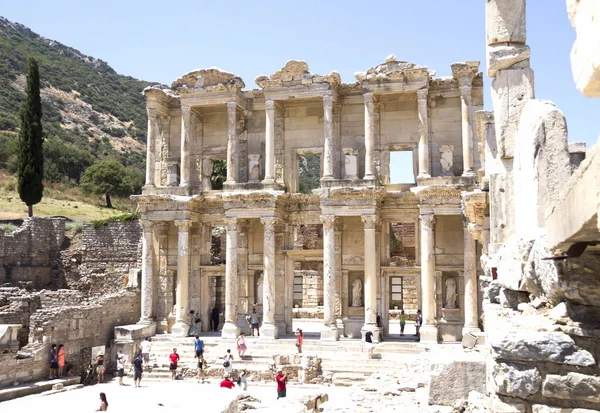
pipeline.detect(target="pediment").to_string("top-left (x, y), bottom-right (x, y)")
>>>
top-left (171, 68), bottom-right (245, 94)
top-left (256, 60), bottom-right (341, 89)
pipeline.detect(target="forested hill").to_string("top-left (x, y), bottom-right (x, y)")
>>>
top-left (0, 16), bottom-right (160, 186)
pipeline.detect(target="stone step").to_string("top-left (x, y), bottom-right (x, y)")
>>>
top-left (0, 377), bottom-right (81, 402)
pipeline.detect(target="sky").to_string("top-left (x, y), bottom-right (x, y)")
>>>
top-left (2, 0), bottom-right (599, 183)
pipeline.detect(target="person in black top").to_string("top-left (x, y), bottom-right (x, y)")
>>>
top-left (365, 330), bottom-right (374, 359)
top-left (133, 353), bottom-right (143, 387)
top-left (211, 307), bottom-right (220, 332)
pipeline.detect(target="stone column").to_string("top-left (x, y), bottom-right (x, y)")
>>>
top-left (419, 212), bottom-right (438, 343)
top-left (463, 224), bottom-right (479, 334)
top-left (458, 84), bottom-right (475, 177)
top-left (155, 222), bottom-right (169, 333)
top-left (180, 105), bottom-right (192, 188)
top-left (363, 93), bottom-right (376, 181)
top-left (225, 101), bottom-right (238, 185)
top-left (320, 215), bottom-right (339, 340)
top-left (145, 108), bottom-right (158, 187)
top-left (139, 220), bottom-right (155, 324)
top-left (417, 88), bottom-right (431, 178)
top-left (263, 99), bottom-right (276, 184)
top-left (322, 94), bottom-right (335, 181)
top-left (361, 215), bottom-right (380, 340)
top-left (260, 217), bottom-right (279, 339)
top-left (222, 218), bottom-right (240, 338)
top-left (172, 220), bottom-right (191, 335)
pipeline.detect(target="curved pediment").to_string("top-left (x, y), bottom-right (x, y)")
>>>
top-left (255, 60), bottom-right (341, 89)
top-left (355, 54), bottom-right (430, 83)
top-left (171, 68), bottom-right (245, 94)
top-left (142, 85), bottom-right (180, 104)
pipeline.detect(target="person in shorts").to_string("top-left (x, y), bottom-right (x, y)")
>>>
top-left (133, 352), bottom-right (143, 387)
top-left (169, 348), bottom-right (180, 380)
top-left (194, 336), bottom-right (204, 358)
top-left (197, 355), bottom-right (207, 383)
top-left (276, 368), bottom-right (287, 399)
top-left (364, 330), bottom-right (374, 359)
top-left (140, 337), bottom-right (152, 364)
top-left (116, 351), bottom-right (126, 385)
top-left (95, 353), bottom-right (105, 384)
top-left (249, 308), bottom-right (260, 337)
top-left (49, 344), bottom-right (59, 379)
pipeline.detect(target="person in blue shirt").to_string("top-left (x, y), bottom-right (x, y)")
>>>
top-left (194, 336), bottom-right (204, 358)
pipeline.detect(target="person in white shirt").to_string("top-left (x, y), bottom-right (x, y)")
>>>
top-left (140, 337), bottom-right (152, 364)
top-left (249, 308), bottom-right (261, 337)
top-left (116, 351), bottom-right (126, 385)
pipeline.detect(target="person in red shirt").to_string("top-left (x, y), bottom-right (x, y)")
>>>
top-left (276, 368), bottom-right (287, 399)
top-left (169, 348), bottom-right (180, 380)
top-left (220, 373), bottom-right (235, 389)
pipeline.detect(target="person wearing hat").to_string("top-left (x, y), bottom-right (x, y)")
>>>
top-left (275, 368), bottom-right (287, 399)
top-left (220, 372), bottom-right (235, 389)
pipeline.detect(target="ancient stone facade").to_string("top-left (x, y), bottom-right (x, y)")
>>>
top-left (137, 56), bottom-right (485, 343)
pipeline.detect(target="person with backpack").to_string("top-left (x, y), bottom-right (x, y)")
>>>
top-left (222, 349), bottom-right (234, 374)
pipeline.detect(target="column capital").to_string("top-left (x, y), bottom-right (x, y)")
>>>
top-left (147, 107), bottom-right (157, 118)
top-left (363, 92), bottom-right (375, 105)
top-left (226, 100), bottom-right (237, 111)
top-left (451, 62), bottom-right (479, 87)
top-left (458, 84), bottom-right (473, 98)
top-left (265, 99), bottom-right (276, 111)
top-left (416, 87), bottom-right (428, 101)
top-left (320, 215), bottom-right (337, 230)
top-left (174, 220), bottom-right (192, 232)
top-left (419, 213), bottom-right (435, 230)
top-left (181, 104), bottom-right (192, 116)
top-left (140, 220), bottom-right (154, 233)
top-left (361, 215), bottom-right (380, 229)
top-left (154, 221), bottom-right (169, 237)
top-left (260, 216), bottom-right (280, 229)
top-left (323, 93), bottom-right (335, 109)
top-left (224, 217), bottom-right (238, 231)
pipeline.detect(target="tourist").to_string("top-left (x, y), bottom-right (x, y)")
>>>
top-left (223, 349), bottom-right (234, 374)
top-left (194, 335), bottom-right (204, 358)
top-left (211, 307), bottom-right (220, 332)
top-left (250, 308), bottom-right (260, 336)
top-left (133, 352), bottom-right (143, 387)
top-left (295, 328), bottom-right (303, 353)
top-left (237, 332), bottom-right (247, 358)
top-left (220, 372), bottom-right (235, 389)
top-left (376, 313), bottom-right (384, 342)
top-left (197, 355), bottom-right (207, 383)
top-left (414, 309), bottom-right (422, 337)
top-left (95, 352), bottom-right (105, 384)
top-left (96, 392), bottom-right (108, 411)
top-left (275, 368), bottom-right (287, 399)
top-left (169, 348), bottom-right (180, 380)
top-left (399, 310), bottom-right (406, 336)
top-left (140, 337), bottom-right (151, 365)
top-left (57, 344), bottom-right (65, 377)
top-left (238, 369), bottom-right (248, 391)
top-left (49, 343), bottom-right (59, 379)
top-left (116, 351), bottom-right (126, 386)
top-left (364, 330), bottom-right (374, 359)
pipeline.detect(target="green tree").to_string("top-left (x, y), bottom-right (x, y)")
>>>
top-left (210, 160), bottom-right (227, 190)
top-left (80, 159), bottom-right (134, 208)
top-left (17, 57), bottom-right (44, 217)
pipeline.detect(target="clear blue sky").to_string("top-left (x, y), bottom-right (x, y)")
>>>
top-left (3, 0), bottom-right (599, 182)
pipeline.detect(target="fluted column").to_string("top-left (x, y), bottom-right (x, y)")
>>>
top-left (221, 218), bottom-right (240, 338)
top-left (320, 215), bottom-right (339, 340)
top-left (419, 212), bottom-right (438, 343)
top-left (361, 215), bottom-right (380, 340)
top-left (463, 224), bottom-right (479, 334)
top-left (363, 93), bottom-right (376, 181)
top-left (263, 99), bottom-right (276, 184)
top-left (172, 220), bottom-right (191, 335)
top-left (139, 220), bottom-right (155, 324)
top-left (322, 94), bottom-right (335, 181)
top-left (459, 84), bottom-right (475, 177)
top-left (144, 108), bottom-right (158, 187)
top-left (260, 217), bottom-right (279, 339)
top-left (225, 101), bottom-right (238, 185)
top-left (417, 88), bottom-right (431, 178)
top-left (180, 105), bottom-right (192, 187)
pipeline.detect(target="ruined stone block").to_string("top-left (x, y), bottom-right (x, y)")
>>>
top-left (493, 362), bottom-right (542, 398)
top-left (542, 372), bottom-right (600, 403)
top-left (486, 0), bottom-right (527, 46)
top-left (568, 0), bottom-right (600, 97)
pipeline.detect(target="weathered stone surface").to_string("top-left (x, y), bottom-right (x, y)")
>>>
top-left (568, 0), bottom-right (600, 97)
top-left (486, 0), bottom-right (527, 45)
top-left (532, 404), bottom-right (600, 413)
top-left (428, 360), bottom-right (486, 406)
top-left (493, 362), bottom-right (542, 398)
top-left (489, 332), bottom-right (595, 366)
top-left (488, 44), bottom-right (531, 77)
top-left (549, 302), bottom-right (568, 320)
top-left (492, 396), bottom-right (527, 413)
top-left (499, 287), bottom-right (529, 309)
top-left (542, 372), bottom-right (600, 403)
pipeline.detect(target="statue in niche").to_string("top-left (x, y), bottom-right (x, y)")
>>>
top-left (256, 275), bottom-right (263, 305)
top-left (445, 277), bottom-right (457, 309)
top-left (352, 279), bottom-right (363, 307)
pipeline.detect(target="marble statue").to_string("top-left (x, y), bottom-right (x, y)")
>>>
top-left (352, 279), bottom-right (363, 307)
top-left (256, 275), bottom-right (264, 305)
top-left (445, 277), bottom-right (457, 309)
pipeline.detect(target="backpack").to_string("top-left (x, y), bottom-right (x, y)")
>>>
top-left (223, 360), bottom-right (230, 368)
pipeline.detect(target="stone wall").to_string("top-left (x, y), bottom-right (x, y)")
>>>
top-left (299, 270), bottom-right (323, 308)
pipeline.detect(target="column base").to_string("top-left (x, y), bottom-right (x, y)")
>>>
top-left (262, 178), bottom-right (275, 185)
top-left (261, 323), bottom-right (279, 340)
top-left (419, 325), bottom-right (439, 344)
top-left (320, 175), bottom-right (334, 181)
top-left (171, 321), bottom-right (189, 336)
top-left (221, 322), bottom-right (240, 339)
top-left (417, 173), bottom-right (431, 179)
top-left (363, 175), bottom-right (376, 181)
top-left (361, 325), bottom-right (382, 343)
top-left (461, 170), bottom-right (476, 178)
top-left (137, 318), bottom-right (154, 325)
top-left (156, 318), bottom-right (169, 334)
top-left (320, 325), bottom-right (339, 341)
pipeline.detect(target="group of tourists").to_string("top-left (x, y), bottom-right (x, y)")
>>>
top-left (48, 343), bottom-right (66, 379)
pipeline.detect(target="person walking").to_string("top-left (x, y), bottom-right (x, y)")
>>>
top-left (57, 344), bottom-right (65, 377)
top-left (364, 330), bottom-right (374, 359)
top-left (133, 353), bottom-right (143, 387)
top-left (95, 353), bottom-right (105, 384)
top-left (237, 332), bottom-right (247, 358)
top-left (376, 313), bottom-right (384, 342)
top-left (194, 336), bottom-right (204, 358)
top-left (220, 373), bottom-right (235, 389)
top-left (49, 344), bottom-right (59, 379)
top-left (96, 392), bottom-right (108, 411)
top-left (140, 337), bottom-right (152, 365)
top-left (238, 369), bottom-right (248, 391)
top-left (414, 309), bottom-right (422, 337)
top-left (295, 329), bottom-right (303, 353)
top-left (197, 355), bottom-right (207, 383)
top-left (249, 308), bottom-right (260, 337)
top-left (211, 307), bottom-right (220, 332)
top-left (169, 348), bottom-right (180, 380)
top-left (223, 349), bottom-right (234, 375)
top-left (116, 351), bottom-right (126, 386)
top-left (399, 310), bottom-right (406, 336)
top-left (275, 368), bottom-right (287, 399)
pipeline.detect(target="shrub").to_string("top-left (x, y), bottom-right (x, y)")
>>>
top-left (65, 220), bottom-right (83, 233)
top-left (0, 223), bottom-right (18, 233)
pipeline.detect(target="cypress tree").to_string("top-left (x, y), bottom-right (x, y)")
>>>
top-left (17, 57), bottom-right (44, 217)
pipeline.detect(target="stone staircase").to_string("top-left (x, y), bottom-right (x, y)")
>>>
top-left (134, 333), bottom-right (426, 386)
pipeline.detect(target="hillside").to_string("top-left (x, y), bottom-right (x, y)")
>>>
top-left (0, 16), bottom-right (160, 187)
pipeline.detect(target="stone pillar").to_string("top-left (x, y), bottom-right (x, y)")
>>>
top-left (417, 88), bottom-right (431, 178)
top-left (260, 217), bottom-right (279, 339)
top-left (155, 222), bottom-right (169, 333)
top-left (145, 108), bottom-right (157, 188)
top-left (459, 84), bottom-right (475, 177)
top-left (419, 212), bottom-right (438, 343)
top-left (263, 99), bottom-right (276, 184)
top-left (139, 220), bottom-right (154, 324)
top-left (361, 215), bottom-right (380, 340)
top-left (172, 220), bottom-right (191, 335)
top-left (180, 105), bottom-right (192, 188)
top-left (222, 218), bottom-right (240, 338)
top-left (463, 224), bottom-right (479, 334)
top-left (320, 215), bottom-right (339, 340)
top-left (322, 94), bottom-right (335, 181)
top-left (363, 93), bottom-right (376, 181)
top-left (225, 101), bottom-right (238, 185)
